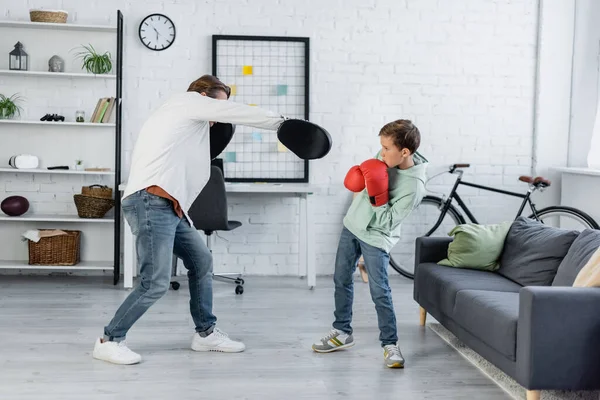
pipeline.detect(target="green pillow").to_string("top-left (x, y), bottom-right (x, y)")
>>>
top-left (438, 222), bottom-right (511, 271)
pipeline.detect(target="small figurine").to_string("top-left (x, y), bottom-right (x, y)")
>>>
top-left (48, 55), bottom-right (64, 72)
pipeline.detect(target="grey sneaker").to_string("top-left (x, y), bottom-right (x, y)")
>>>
top-left (383, 344), bottom-right (405, 368)
top-left (312, 329), bottom-right (355, 353)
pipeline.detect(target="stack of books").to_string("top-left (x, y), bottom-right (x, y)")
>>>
top-left (90, 97), bottom-right (116, 123)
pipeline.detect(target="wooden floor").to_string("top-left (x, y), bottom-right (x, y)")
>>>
top-left (0, 273), bottom-right (510, 400)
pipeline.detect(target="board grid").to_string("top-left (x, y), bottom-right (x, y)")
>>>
top-left (212, 35), bottom-right (310, 183)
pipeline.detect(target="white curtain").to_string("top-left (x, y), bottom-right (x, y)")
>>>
top-left (590, 54), bottom-right (600, 169)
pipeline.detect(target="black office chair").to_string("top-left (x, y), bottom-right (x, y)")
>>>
top-left (170, 165), bottom-right (245, 294)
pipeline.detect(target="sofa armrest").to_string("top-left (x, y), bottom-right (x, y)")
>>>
top-left (516, 286), bottom-right (600, 390)
top-left (414, 236), bottom-right (453, 267)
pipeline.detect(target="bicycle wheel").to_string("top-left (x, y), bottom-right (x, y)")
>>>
top-left (529, 206), bottom-right (599, 231)
top-left (389, 196), bottom-right (464, 279)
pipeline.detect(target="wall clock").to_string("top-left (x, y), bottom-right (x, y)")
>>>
top-left (139, 13), bottom-right (176, 51)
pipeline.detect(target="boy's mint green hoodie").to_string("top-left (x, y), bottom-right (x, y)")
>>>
top-left (343, 153), bottom-right (428, 253)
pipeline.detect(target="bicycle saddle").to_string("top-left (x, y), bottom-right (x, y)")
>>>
top-left (519, 175), bottom-right (551, 187)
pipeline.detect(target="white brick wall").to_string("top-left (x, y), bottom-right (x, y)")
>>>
top-left (1, 0), bottom-right (539, 276)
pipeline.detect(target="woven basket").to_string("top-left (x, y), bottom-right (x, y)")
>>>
top-left (81, 184), bottom-right (113, 199)
top-left (28, 230), bottom-right (80, 266)
top-left (74, 194), bottom-right (114, 218)
top-left (29, 9), bottom-right (68, 23)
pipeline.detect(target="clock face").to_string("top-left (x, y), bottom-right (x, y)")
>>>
top-left (139, 14), bottom-right (176, 51)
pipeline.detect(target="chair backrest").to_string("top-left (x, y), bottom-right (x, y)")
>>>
top-left (188, 165), bottom-right (229, 232)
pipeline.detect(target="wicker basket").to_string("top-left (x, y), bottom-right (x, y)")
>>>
top-left (81, 184), bottom-right (113, 199)
top-left (74, 194), bottom-right (115, 218)
top-left (29, 9), bottom-right (68, 23)
top-left (28, 230), bottom-right (80, 266)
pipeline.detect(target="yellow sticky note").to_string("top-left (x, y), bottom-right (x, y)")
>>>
top-left (277, 141), bottom-right (288, 152)
top-left (230, 84), bottom-right (237, 96)
top-left (248, 103), bottom-right (257, 107)
top-left (242, 65), bottom-right (253, 75)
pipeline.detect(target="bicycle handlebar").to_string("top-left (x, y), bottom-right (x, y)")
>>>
top-left (453, 163), bottom-right (471, 169)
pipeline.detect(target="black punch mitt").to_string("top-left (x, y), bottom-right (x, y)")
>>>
top-left (277, 119), bottom-right (332, 160)
top-left (210, 123), bottom-right (236, 160)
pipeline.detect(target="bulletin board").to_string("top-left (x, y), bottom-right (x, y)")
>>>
top-left (212, 35), bottom-right (310, 183)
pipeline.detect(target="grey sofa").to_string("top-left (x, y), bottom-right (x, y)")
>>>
top-left (413, 217), bottom-right (600, 400)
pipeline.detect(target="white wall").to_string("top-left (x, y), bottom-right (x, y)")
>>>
top-left (568, 0), bottom-right (600, 168)
top-left (1, 0), bottom-right (540, 276)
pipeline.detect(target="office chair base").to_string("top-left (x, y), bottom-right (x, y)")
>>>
top-left (213, 273), bottom-right (244, 295)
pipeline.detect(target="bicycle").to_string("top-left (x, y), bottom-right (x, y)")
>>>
top-left (388, 163), bottom-right (600, 280)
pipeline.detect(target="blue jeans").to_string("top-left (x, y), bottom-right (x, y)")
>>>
top-left (103, 189), bottom-right (216, 342)
top-left (333, 227), bottom-right (398, 346)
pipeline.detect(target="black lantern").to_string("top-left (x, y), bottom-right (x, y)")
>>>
top-left (9, 42), bottom-right (28, 71)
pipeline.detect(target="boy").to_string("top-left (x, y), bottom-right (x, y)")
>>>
top-left (312, 119), bottom-right (427, 368)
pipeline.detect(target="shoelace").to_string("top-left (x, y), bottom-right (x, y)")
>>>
top-left (116, 341), bottom-right (135, 355)
top-left (322, 329), bottom-right (340, 342)
top-left (384, 345), bottom-right (401, 357)
top-left (212, 328), bottom-right (229, 339)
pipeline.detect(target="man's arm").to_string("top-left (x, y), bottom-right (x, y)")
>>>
top-left (187, 94), bottom-right (284, 131)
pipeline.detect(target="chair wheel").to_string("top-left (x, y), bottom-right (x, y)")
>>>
top-left (171, 282), bottom-right (180, 290)
top-left (235, 285), bottom-right (244, 295)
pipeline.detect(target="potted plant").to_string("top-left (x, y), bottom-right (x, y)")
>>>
top-left (75, 159), bottom-right (84, 171)
top-left (0, 93), bottom-right (23, 119)
top-left (73, 44), bottom-right (112, 75)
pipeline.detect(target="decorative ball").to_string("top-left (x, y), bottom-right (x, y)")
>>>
top-left (1, 196), bottom-right (30, 216)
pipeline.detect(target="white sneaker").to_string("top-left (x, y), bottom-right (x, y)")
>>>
top-left (312, 329), bottom-right (355, 353)
top-left (191, 328), bottom-right (245, 353)
top-left (92, 338), bottom-right (142, 365)
top-left (383, 344), bottom-right (405, 368)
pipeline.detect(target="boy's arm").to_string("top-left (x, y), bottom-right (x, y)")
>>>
top-left (187, 94), bottom-right (285, 131)
top-left (370, 193), bottom-right (420, 232)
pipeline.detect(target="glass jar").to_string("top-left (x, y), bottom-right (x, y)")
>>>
top-left (76, 110), bottom-right (85, 123)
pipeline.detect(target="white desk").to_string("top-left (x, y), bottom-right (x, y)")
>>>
top-left (551, 167), bottom-right (600, 226)
top-left (118, 182), bottom-right (318, 290)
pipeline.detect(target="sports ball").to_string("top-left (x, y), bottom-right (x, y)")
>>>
top-left (1, 195), bottom-right (30, 216)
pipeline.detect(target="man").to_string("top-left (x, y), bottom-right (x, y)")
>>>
top-left (93, 75), bottom-right (288, 365)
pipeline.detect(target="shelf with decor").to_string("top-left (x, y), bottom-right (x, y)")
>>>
top-left (0, 261), bottom-right (113, 271)
top-left (0, 119), bottom-right (115, 127)
top-left (0, 20), bottom-right (117, 32)
top-left (0, 214), bottom-right (114, 223)
top-left (0, 10), bottom-right (124, 285)
top-left (0, 167), bottom-right (114, 175)
top-left (0, 69), bottom-right (116, 79)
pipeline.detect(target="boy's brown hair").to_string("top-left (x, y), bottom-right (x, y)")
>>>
top-left (378, 119), bottom-right (421, 154)
top-left (187, 75), bottom-right (231, 99)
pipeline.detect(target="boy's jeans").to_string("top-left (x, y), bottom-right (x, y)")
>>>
top-left (103, 189), bottom-right (216, 342)
top-left (333, 227), bottom-right (398, 346)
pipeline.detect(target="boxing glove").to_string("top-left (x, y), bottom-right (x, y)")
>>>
top-left (360, 159), bottom-right (389, 206)
top-left (344, 165), bottom-right (366, 192)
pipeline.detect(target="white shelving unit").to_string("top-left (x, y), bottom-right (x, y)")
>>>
top-left (0, 12), bottom-right (124, 281)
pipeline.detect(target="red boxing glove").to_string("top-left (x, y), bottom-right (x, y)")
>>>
top-left (344, 165), bottom-right (366, 192)
top-left (360, 159), bottom-right (389, 206)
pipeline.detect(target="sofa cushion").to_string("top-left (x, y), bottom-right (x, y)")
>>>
top-left (415, 262), bottom-right (521, 317)
top-left (439, 221), bottom-right (511, 271)
top-left (497, 216), bottom-right (579, 286)
top-left (553, 229), bottom-right (600, 286)
top-left (453, 290), bottom-right (519, 361)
